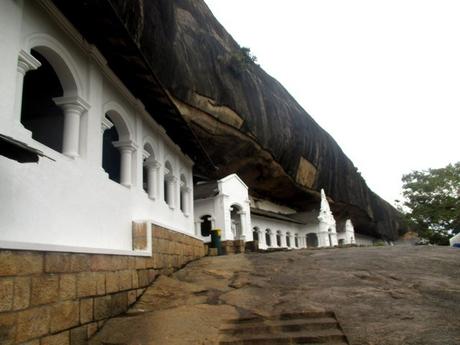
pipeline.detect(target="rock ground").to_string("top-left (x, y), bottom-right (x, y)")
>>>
top-left (90, 246), bottom-right (460, 345)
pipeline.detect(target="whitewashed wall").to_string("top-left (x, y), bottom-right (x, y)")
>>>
top-left (0, 0), bottom-right (194, 255)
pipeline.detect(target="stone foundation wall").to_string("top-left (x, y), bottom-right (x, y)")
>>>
top-left (0, 225), bottom-right (205, 345)
top-left (221, 240), bottom-right (245, 255)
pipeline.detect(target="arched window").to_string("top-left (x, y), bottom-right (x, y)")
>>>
top-left (20, 47), bottom-right (87, 158)
top-left (286, 232), bottom-right (291, 247)
top-left (276, 231), bottom-right (282, 247)
top-left (230, 204), bottom-right (243, 240)
top-left (294, 234), bottom-right (299, 248)
top-left (164, 161), bottom-right (175, 208)
top-left (200, 215), bottom-right (212, 237)
top-left (307, 233), bottom-right (319, 248)
top-left (265, 229), bottom-right (271, 247)
top-left (101, 110), bottom-right (135, 187)
top-left (102, 115), bottom-right (120, 183)
top-left (253, 227), bottom-right (259, 242)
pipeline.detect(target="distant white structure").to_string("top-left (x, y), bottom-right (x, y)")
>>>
top-left (450, 233), bottom-right (460, 247)
top-left (194, 174), bottom-right (359, 250)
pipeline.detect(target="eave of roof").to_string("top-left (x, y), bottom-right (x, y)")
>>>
top-left (50, 0), bottom-right (215, 170)
top-left (250, 208), bottom-right (306, 225)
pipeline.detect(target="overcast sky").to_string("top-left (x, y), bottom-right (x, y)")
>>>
top-left (203, 0), bottom-right (460, 205)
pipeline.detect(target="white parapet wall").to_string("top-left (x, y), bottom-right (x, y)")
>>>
top-left (0, 0), bottom-right (195, 255)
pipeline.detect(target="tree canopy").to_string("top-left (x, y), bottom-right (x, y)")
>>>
top-left (397, 162), bottom-right (460, 245)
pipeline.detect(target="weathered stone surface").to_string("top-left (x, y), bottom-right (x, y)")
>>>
top-left (13, 276), bottom-right (30, 310)
top-left (50, 301), bottom-right (80, 333)
top-left (0, 251), bottom-right (43, 276)
top-left (77, 272), bottom-right (97, 298)
top-left (105, 271), bottom-right (119, 294)
top-left (31, 275), bottom-right (59, 306)
top-left (80, 298), bottom-right (94, 324)
top-left (41, 331), bottom-right (70, 345)
top-left (16, 306), bottom-right (50, 342)
top-left (70, 326), bottom-right (87, 345)
top-left (0, 312), bottom-right (16, 345)
top-left (118, 270), bottom-right (132, 291)
top-left (0, 278), bottom-right (14, 312)
top-left (60, 274), bottom-right (77, 300)
top-left (94, 296), bottom-right (111, 321)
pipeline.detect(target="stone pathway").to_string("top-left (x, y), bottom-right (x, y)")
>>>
top-left (90, 246), bottom-right (460, 345)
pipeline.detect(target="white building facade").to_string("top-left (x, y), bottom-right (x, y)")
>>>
top-left (0, 0), bottom-right (194, 255)
top-left (194, 174), bottom-right (357, 250)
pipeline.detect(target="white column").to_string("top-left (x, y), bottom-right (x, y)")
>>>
top-left (144, 158), bottom-right (160, 200)
top-left (182, 186), bottom-right (191, 216)
top-left (15, 50), bottom-right (41, 121)
top-left (113, 140), bottom-right (137, 187)
top-left (258, 229), bottom-right (265, 248)
top-left (194, 220), bottom-right (202, 237)
top-left (54, 96), bottom-right (90, 158)
top-left (166, 175), bottom-right (177, 209)
top-left (271, 232), bottom-right (277, 248)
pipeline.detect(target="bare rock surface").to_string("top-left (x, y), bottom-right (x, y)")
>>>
top-left (90, 247), bottom-right (460, 345)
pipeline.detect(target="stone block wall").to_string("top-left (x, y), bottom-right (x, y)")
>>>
top-left (0, 225), bottom-right (205, 344)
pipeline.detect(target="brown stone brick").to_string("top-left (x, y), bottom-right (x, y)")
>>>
top-left (111, 292), bottom-right (128, 316)
top-left (13, 276), bottom-right (30, 310)
top-left (41, 331), bottom-right (70, 345)
top-left (0, 278), bottom-right (14, 312)
top-left (128, 257), bottom-right (136, 269)
top-left (31, 275), bottom-right (59, 306)
top-left (131, 270), bottom-right (139, 289)
top-left (90, 255), bottom-right (112, 272)
top-left (77, 273), bottom-right (97, 298)
top-left (87, 322), bottom-right (98, 338)
top-left (70, 255), bottom-right (90, 272)
top-left (136, 288), bottom-right (144, 298)
top-left (59, 274), bottom-right (77, 300)
top-left (45, 253), bottom-right (71, 273)
top-left (105, 271), bottom-right (119, 294)
top-left (112, 256), bottom-right (128, 271)
top-left (50, 301), bottom-right (79, 333)
top-left (0, 251), bottom-right (43, 277)
top-left (70, 326), bottom-right (87, 345)
top-left (16, 306), bottom-right (50, 342)
top-left (0, 312), bottom-right (16, 345)
top-left (128, 290), bottom-right (137, 305)
top-left (94, 272), bottom-right (105, 295)
top-left (148, 269), bottom-right (157, 283)
top-left (118, 270), bottom-right (132, 291)
top-left (80, 298), bottom-right (93, 324)
top-left (93, 296), bottom-right (111, 321)
top-left (19, 340), bottom-right (40, 345)
top-left (132, 222), bottom-right (148, 251)
top-left (137, 270), bottom-right (149, 287)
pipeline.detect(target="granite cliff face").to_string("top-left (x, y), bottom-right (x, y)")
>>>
top-left (106, 0), bottom-right (404, 240)
top-left (70, 0), bottom-right (404, 239)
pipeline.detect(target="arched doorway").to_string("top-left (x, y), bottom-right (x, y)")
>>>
top-left (253, 227), bottom-right (259, 242)
top-left (265, 229), bottom-right (271, 247)
top-left (307, 233), bottom-right (318, 248)
top-left (102, 114), bottom-right (121, 183)
top-left (230, 204), bottom-right (243, 240)
top-left (276, 231), bottom-right (282, 247)
top-left (286, 232), bottom-right (291, 247)
top-left (200, 215), bottom-right (212, 237)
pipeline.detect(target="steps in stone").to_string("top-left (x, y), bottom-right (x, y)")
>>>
top-left (219, 311), bottom-right (349, 345)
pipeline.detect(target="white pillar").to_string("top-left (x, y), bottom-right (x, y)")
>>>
top-left (113, 140), bottom-right (137, 187)
top-left (166, 176), bottom-right (177, 209)
top-left (258, 229), bottom-right (265, 247)
top-left (238, 211), bottom-right (246, 241)
top-left (194, 220), bottom-right (202, 237)
top-left (54, 96), bottom-right (90, 158)
top-left (15, 50), bottom-right (41, 121)
top-left (144, 158), bottom-right (160, 200)
top-left (182, 186), bottom-right (191, 216)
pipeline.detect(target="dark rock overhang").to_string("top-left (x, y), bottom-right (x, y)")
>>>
top-left (50, 0), bottom-right (215, 170)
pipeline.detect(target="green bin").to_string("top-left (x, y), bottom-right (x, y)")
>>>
top-left (210, 229), bottom-right (223, 255)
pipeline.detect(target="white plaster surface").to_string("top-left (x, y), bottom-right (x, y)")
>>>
top-left (0, 0), bottom-right (194, 254)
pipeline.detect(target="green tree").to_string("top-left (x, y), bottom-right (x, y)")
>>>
top-left (397, 162), bottom-right (460, 245)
